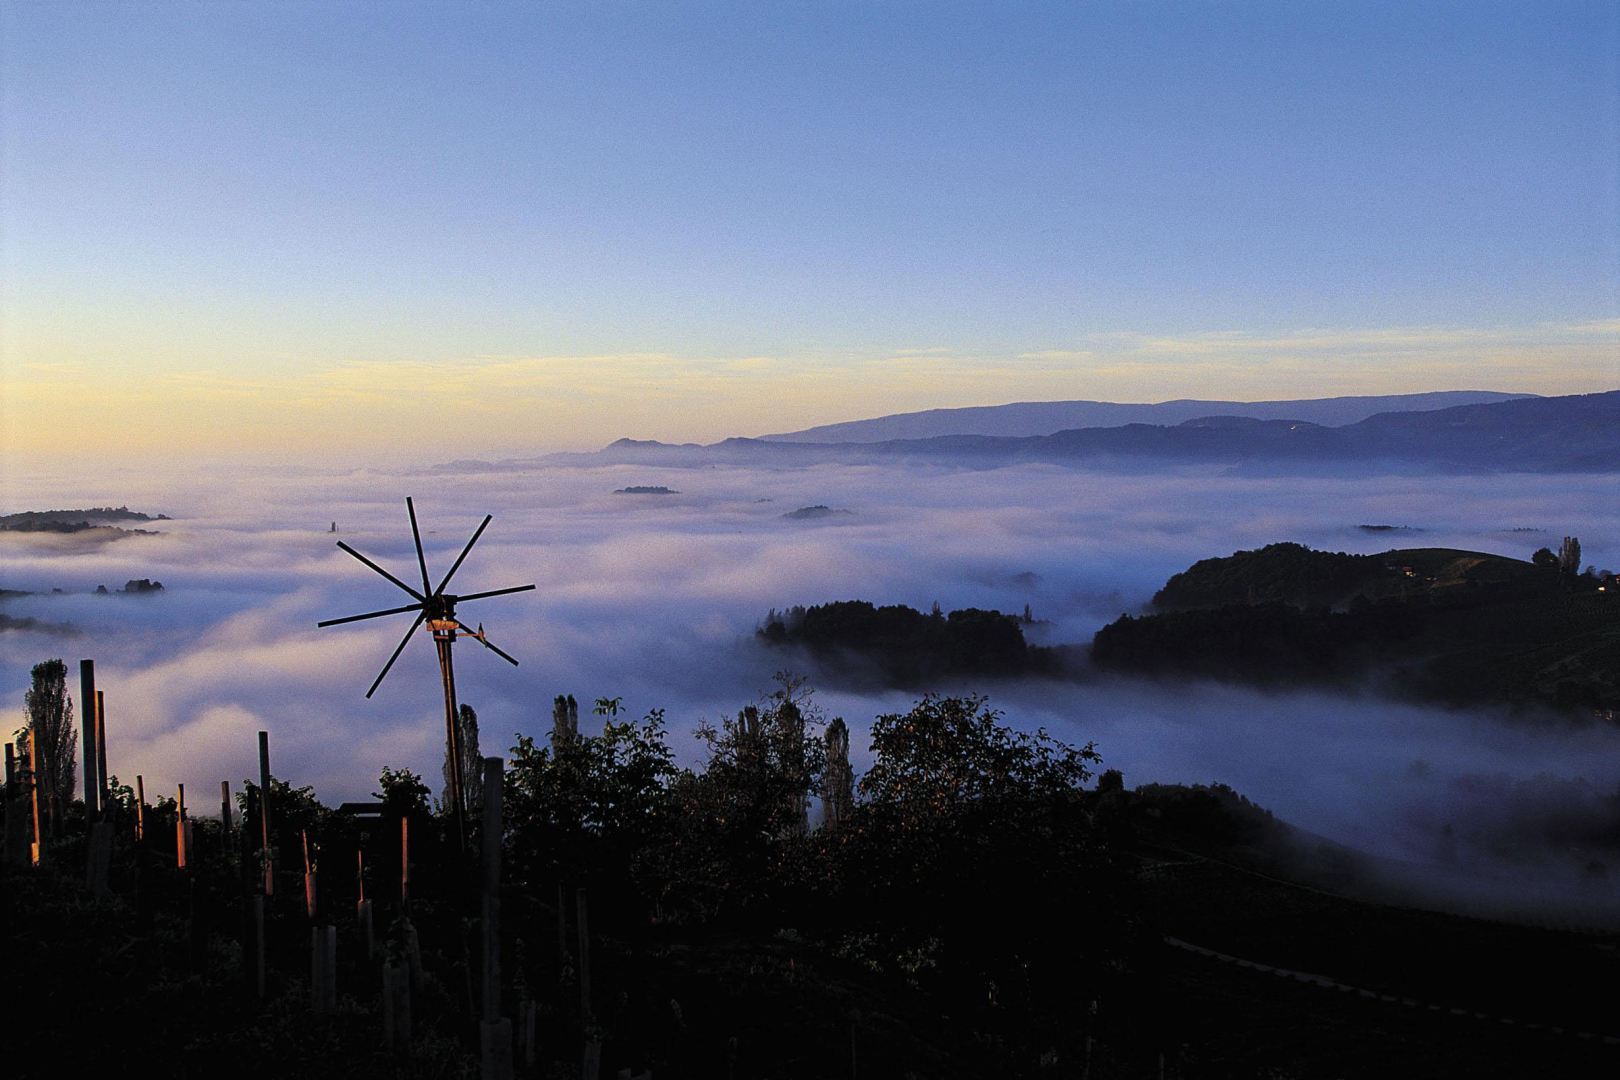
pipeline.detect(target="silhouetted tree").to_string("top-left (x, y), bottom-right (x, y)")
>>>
top-left (1532, 546), bottom-right (1558, 569)
top-left (759, 600), bottom-right (1042, 684)
top-left (505, 697), bottom-right (676, 895)
top-left (831, 695), bottom-right (1121, 1023)
top-left (821, 717), bottom-right (854, 831)
top-left (859, 694), bottom-right (1099, 831)
top-left (696, 672), bottom-right (823, 840)
top-left (19, 659), bottom-right (76, 831)
top-left (657, 673), bottom-right (826, 917)
top-left (551, 693), bottom-right (578, 747)
top-left (1559, 536), bottom-right (1582, 578)
top-left (375, 766), bottom-right (432, 816)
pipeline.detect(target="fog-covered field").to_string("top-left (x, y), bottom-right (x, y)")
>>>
top-left (3, 459), bottom-right (1617, 906)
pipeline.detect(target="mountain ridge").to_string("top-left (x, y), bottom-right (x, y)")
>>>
top-left (434, 390), bottom-right (1618, 475)
top-left (756, 390), bottom-right (1536, 443)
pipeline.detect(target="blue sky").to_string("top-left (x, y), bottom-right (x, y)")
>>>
top-left (2, 1), bottom-right (1616, 457)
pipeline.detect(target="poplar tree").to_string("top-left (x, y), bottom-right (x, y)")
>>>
top-left (19, 659), bottom-right (77, 829)
top-left (821, 717), bottom-right (854, 831)
top-left (551, 693), bottom-right (579, 747)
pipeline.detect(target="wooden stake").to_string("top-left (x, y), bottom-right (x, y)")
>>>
top-left (188, 875), bottom-right (206, 970)
top-left (303, 828), bottom-right (317, 921)
top-left (95, 689), bottom-right (108, 816)
top-left (4, 744), bottom-right (26, 867)
top-left (382, 964), bottom-right (396, 1046)
top-left (557, 881), bottom-right (568, 965)
top-left (28, 733), bottom-right (44, 866)
top-left (579, 885), bottom-right (600, 1080)
top-left (135, 775), bottom-right (146, 840)
top-left (258, 731), bottom-right (273, 896)
top-left (85, 820), bottom-right (111, 895)
top-left (400, 816), bottom-right (410, 908)
top-left (310, 924), bottom-right (337, 1013)
top-left (480, 1017), bottom-right (514, 1080)
top-left (177, 783), bottom-right (189, 868)
top-left (253, 895), bottom-right (266, 999)
top-left (220, 780), bottom-right (232, 854)
top-left (383, 963), bottom-right (412, 1048)
top-left (317, 925), bottom-right (327, 1009)
top-left (576, 887), bottom-right (592, 1023)
top-left (482, 757), bottom-right (503, 1024)
top-left (311, 927), bottom-right (324, 1011)
top-left (79, 660), bottom-right (98, 821)
top-left (518, 999), bottom-right (537, 1067)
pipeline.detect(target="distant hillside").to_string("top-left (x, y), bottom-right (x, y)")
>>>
top-left (1094, 544), bottom-right (1620, 713)
top-left (782, 505), bottom-right (851, 521)
top-left (758, 391), bottom-right (1534, 443)
top-left (437, 390), bottom-right (1619, 475)
top-left (0, 507), bottom-right (168, 536)
top-left (759, 600), bottom-right (1059, 686)
top-left (1150, 542), bottom-right (1541, 611)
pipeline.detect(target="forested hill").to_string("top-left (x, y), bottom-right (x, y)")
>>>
top-left (1150, 543), bottom-right (1542, 610)
top-left (759, 600), bottom-right (1058, 686)
top-left (1095, 544), bottom-right (1620, 713)
top-left (0, 507), bottom-right (169, 534)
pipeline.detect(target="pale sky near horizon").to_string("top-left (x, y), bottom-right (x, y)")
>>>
top-left (2, 1), bottom-right (1617, 464)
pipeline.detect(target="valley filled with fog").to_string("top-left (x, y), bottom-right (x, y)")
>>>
top-left (3, 459), bottom-right (1617, 912)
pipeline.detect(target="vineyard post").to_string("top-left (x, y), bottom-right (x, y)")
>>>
top-left (79, 660), bottom-right (98, 821)
top-left (28, 733), bottom-right (43, 865)
top-left (4, 744), bottom-right (24, 867)
top-left (358, 847), bottom-right (375, 959)
top-left (303, 828), bottom-right (317, 921)
top-left (241, 784), bottom-right (266, 1000)
top-left (400, 816), bottom-right (410, 908)
top-left (220, 781), bottom-right (232, 854)
top-left (258, 731), bottom-right (274, 896)
top-left (95, 689), bottom-right (108, 816)
top-left (482, 757), bottom-right (503, 1019)
top-left (177, 783), bottom-right (189, 869)
top-left (578, 886), bottom-right (600, 1080)
top-left (557, 881), bottom-right (568, 965)
top-left (576, 887), bottom-right (592, 1022)
top-left (135, 775), bottom-right (146, 841)
top-left (480, 758), bottom-right (513, 1079)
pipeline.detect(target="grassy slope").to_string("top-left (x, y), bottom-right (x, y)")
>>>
top-left (1126, 791), bottom-right (1620, 1077)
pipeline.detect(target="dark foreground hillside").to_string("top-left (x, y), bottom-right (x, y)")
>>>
top-left (6, 689), bottom-right (1618, 1078)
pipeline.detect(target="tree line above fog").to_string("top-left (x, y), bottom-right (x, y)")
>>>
top-left (757, 543), bottom-right (1619, 716)
top-left (758, 600), bottom-right (1059, 686)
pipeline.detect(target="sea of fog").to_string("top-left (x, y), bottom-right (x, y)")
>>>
top-left (3, 460), bottom-right (1617, 910)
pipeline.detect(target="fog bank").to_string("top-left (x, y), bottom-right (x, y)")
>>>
top-left (2, 459), bottom-right (1615, 912)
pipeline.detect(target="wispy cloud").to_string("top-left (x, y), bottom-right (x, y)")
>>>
top-left (4, 318), bottom-right (1613, 462)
